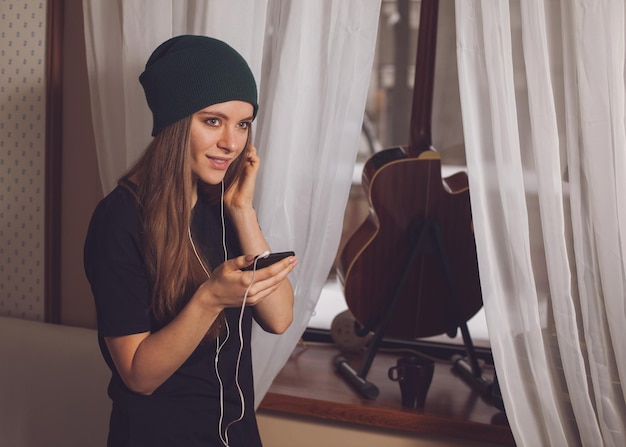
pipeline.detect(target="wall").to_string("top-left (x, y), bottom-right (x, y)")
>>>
top-left (257, 411), bottom-right (507, 447)
top-left (0, 0), bottom-right (98, 327)
top-left (0, 0), bottom-right (47, 320)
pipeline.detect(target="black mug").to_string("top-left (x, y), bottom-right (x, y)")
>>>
top-left (388, 355), bottom-right (434, 409)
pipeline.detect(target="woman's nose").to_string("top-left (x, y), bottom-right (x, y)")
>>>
top-left (217, 128), bottom-right (236, 153)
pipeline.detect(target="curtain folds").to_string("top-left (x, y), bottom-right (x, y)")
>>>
top-left (82, 0), bottom-right (381, 405)
top-left (251, 1), bottom-right (382, 401)
top-left (455, 0), bottom-right (626, 445)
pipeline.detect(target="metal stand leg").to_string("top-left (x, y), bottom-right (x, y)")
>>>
top-left (429, 223), bottom-right (492, 395)
top-left (336, 219), bottom-right (492, 399)
top-left (336, 221), bottom-right (432, 399)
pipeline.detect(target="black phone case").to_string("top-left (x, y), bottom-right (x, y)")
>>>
top-left (241, 251), bottom-right (295, 271)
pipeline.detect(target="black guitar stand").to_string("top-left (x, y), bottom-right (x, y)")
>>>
top-left (336, 219), bottom-right (494, 401)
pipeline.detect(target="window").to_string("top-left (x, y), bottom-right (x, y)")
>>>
top-left (307, 0), bottom-right (490, 351)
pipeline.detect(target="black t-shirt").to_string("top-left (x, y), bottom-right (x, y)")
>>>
top-left (84, 183), bottom-right (262, 447)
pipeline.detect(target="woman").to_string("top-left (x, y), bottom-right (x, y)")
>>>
top-left (84, 35), bottom-right (297, 447)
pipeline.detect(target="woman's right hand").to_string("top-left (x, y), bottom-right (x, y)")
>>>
top-left (196, 253), bottom-right (296, 312)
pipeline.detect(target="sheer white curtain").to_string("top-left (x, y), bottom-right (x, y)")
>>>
top-left (82, 0), bottom-right (380, 405)
top-left (455, 0), bottom-right (626, 445)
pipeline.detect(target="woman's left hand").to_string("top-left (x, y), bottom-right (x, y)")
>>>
top-left (224, 144), bottom-right (260, 212)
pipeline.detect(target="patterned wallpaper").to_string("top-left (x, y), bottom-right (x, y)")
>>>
top-left (0, 0), bottom-right (47, 320)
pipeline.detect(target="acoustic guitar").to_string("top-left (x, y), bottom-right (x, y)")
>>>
top-left (336, 0), bottom-right (482, 341)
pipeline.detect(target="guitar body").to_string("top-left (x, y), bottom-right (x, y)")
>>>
top-left (337, 146), bottom-right (482, 340)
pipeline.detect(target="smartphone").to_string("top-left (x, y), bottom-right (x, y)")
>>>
top-left (241, 251), bottom-right (295, 271)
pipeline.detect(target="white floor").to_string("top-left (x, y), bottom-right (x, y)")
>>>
top-left (308, 277), bottom-right (491, 348)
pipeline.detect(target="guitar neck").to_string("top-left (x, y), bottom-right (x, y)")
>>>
top-left (408, 0), bottom-right (439, 157)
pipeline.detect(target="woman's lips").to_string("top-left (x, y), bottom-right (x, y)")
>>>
top-left (207, 155), bottom-right (230, 170)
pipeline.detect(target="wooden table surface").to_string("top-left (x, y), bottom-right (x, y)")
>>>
top-left (260, 342), bottom-right (515, 446)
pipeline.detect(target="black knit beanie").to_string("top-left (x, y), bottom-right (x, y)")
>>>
top-left (139, 35), bottom-right (258, 136)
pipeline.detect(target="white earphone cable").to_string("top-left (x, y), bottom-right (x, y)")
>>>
top-left (221, 256), bottom-right (261, 445)
top-left (189, 181), bottom-right (260, 447)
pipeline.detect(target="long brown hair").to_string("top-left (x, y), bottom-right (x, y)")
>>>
top-left (122, 116), bottom-right (251, 337)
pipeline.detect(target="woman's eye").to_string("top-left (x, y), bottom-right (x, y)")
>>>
top-left (205, 118), bottom-right (220, 126)
top-left (238, 121), bottom-right (251, 130)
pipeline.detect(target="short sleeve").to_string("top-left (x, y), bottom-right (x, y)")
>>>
top-left (84, 186), bottom-right (153, 337)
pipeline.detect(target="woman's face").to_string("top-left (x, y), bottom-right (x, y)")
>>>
top-left (189, 100), bottom-right (254, 185)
